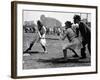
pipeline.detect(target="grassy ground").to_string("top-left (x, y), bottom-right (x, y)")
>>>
top-left (23, 33), bottom-right (90, 69)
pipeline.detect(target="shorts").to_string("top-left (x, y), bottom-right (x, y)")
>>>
top-left (40, 38), bottom-right (46, 46)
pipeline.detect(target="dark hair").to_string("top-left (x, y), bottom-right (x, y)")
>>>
top-left (37, 20), bottom-right (43, 26)
top-left (65, 21), bottom-right (72, 28)
top-left (73, 15), bottom-right (81, 21)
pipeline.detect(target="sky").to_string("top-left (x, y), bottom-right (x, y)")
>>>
top-left (23, 10), bottom-right (91, 26)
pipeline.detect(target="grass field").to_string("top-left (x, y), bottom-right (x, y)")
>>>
top-left (23, 33), bottom-right (90, 69)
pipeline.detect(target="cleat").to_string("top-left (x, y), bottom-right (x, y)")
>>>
top-left (79, 56), bottom-right (86, 59)
top-left (44, 51), bottom-right (48, 54)
top-left (23, 53), bottom-right (30, 56)
top-left (72, 55), bottom-right (79, 58)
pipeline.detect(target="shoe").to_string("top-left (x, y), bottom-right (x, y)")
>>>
top-left (72, 55), bottom-right (79, 57)
top-left (79, 56), bottom-right (86, 59)
top-left (44, 51), bottom-right (48, 54)
top-left (23, 53), bottom-right (30, 56)
top-left (63, 58), bottom-right (68, 61)
top-left (24, 48), bottom-right (31, 52)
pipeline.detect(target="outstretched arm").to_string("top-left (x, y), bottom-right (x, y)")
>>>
top-left (59, 30), bottom-right (67, 40)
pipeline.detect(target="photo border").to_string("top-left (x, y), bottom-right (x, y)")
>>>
top-left (11, 1), bottom-right (98, 79)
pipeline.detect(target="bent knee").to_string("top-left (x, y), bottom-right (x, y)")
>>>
top-left (62, 46), bottom-right (68, 50)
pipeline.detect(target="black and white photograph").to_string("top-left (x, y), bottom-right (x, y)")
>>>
top-left (11, 1), bottom-right (97, 78)
top-left (23, 10), bottom-right (91, 69)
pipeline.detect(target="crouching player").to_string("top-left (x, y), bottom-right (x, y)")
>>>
top-left (60, 21), bottom-right (82, 60)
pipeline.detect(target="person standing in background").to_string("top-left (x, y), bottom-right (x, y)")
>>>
top-left (73, 15), bottom-right (91, 59)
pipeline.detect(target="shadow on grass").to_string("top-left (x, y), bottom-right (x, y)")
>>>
top-left (37, 57), bottom-right (90, 63)
top-left (23, 51), bottom-right (43, 54)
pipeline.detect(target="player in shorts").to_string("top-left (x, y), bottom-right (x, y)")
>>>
top-left (24, 20), bottom-right (47, 54)
top-left (37, 20), bottom-right (48, 53)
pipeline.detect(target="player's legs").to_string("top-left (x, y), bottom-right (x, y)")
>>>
top-left (63, 49), bottom-right (67, 59)
top-left (62, 44), bottom-right (69, 59)
top-left (25, 39), bottom-right (36, 52)
top-left (40, 39), bottom-right (47, 53)
top-left (80, 41), bottom-right (87, 59)
top-left (41, 44), bottom-right (47, 52)
top-left (62, 42), bottom-right (80, 59)
top-left (87, 40), bottom-right (91, 55)
top-left (69, 48), bottom-right (79, 57)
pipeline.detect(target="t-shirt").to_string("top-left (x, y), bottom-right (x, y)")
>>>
top-left (39, 26), bottom-right (46, 38)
